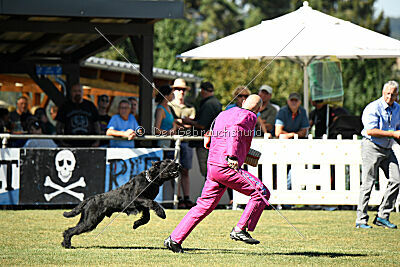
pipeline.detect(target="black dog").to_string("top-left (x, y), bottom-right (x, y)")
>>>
top-left (61, 159), bottom-right (182, 248)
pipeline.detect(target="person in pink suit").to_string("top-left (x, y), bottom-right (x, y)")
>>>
top-left (164, 94), bottom-right (271, 253)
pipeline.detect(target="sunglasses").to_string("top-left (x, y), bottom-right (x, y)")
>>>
top-left (238, 94), bottom-right (249, 98)
top-left (174, 88), bottom-right (186, 91)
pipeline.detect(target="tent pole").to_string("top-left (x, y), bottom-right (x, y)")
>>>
top-left (303, 63), bottom-right (309, 115)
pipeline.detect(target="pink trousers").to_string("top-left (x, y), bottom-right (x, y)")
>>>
top-left (170, 164), bottom-right (270, 244)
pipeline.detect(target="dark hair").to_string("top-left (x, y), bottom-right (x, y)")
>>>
top-left (17, 96), bottom-right (28, 102)
top-left (98, 94), bottom-right (109, 104)
top-left (128, 97), bottom-right (137, 102)
top-left (155, 85), bottom-right (173, 103)
top-left (0, 107), bottom-right (9, 118)
top-left (34, 107), bottom-right (46, 118)
top-left (26, 117), bottom-right (42, 133)
top-left (200, 81), bottom-right (214, 92)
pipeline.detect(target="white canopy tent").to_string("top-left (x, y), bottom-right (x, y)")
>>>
top-left (177, 1), bottom-right (400, 113)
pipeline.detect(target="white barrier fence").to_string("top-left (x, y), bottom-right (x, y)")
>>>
top-left (233, 137), bottom-right (400, 211)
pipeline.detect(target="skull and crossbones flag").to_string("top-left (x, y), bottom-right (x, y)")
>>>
top-left (19, 149), bottom-right (106, 204)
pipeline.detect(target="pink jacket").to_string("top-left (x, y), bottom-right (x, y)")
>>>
top-left (207, 107), bottom-right (257, 167)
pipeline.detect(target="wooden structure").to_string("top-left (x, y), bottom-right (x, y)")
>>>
top-left (0, 0), bottom-right (184, 131)
top-left (0, 57), bottom-right (201, 111)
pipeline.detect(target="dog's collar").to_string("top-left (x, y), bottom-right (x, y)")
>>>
top-left (145, 171), bottom-right (153, 183)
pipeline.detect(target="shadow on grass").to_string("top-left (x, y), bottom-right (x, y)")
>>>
top-left (77, 246), bottom-right (369, 257)
top-left (275, 251), bottom-right (369, 258)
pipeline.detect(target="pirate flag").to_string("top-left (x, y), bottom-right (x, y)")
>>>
top-left (19, 148), bottom-right (106, 204)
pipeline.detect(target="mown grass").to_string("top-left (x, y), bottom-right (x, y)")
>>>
top-left (0, 209), bottom-right (399, 266)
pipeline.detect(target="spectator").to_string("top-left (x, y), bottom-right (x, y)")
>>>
top-left (355, 80), bottom-right (400, 229)
top-left (258, 85), bottom-right (278, 136)
top-left (55, 83), bottom-right (101, 147)
top-left (50, 105), bottom-right (58, 121)
top-left (106, 99), bottom-right (139, 148)
top-left (97, 94), bottom-right (111, 147)
top-left (9, 96), bottom-right (32, 133)
top-left (23, 117), bottom-right (57, 148)
top-left (154, 85), bottom-right (177, 158)
top-left (226, 86), bottom-right (267, 137)
top-left (128, 97), bottom-right (139, 122)
top-left (182, 81), bottom-right (222, 179)
top-left (275, 92), bottom-right (309, 139)
top-left (226, 85), bottom-right (251, 110)
top-left (0, 108), bottom-right (11, 133)
top-left (169, 78), bottom-right (196, 209)
top-left (275, 92), bottom-right (309, 192)
top-left (34, 108), bottom-right (56, 135)
top-left (309, 100), bottom-right (349, 138)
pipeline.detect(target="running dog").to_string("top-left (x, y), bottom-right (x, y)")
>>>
top-left (61, 159), bottom-right (182, 248)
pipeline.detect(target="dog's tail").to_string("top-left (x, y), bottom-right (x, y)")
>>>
top-left (63, 197), bottom-right (92, 218)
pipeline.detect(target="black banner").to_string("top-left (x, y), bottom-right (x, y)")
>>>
top-left (19, 148), bottom-right (106, 204)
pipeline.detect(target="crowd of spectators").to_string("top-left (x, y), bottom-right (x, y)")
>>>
top-left (0, 79), bottom-right (355, 208)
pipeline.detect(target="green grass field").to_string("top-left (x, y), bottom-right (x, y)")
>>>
top-left (0, 209), bottom-right (399, 266)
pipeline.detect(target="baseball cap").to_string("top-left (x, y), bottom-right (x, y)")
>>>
top-left (200, 81), bottom-right (214, 92)
top-left (288, 92), bottom-right (301, 100)
top-left (259, 84), bottom-right (273, 94)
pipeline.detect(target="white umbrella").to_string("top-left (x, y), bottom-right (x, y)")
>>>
top-left (178, 1), bottom-right (400, 112)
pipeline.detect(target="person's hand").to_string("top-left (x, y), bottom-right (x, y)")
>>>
top-left (227, 157), bottom-right (238, 170)
top-left (125, 129), bottom-right (136, 140)
top-left (392, 130), bottom-right (400, 139)
top-left (279, 133), bottom-right (291, 139)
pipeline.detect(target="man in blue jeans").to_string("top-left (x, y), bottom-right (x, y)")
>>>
top-left (356, 80), bottom-right (400, 229)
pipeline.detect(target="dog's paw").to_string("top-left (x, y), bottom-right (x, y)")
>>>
top-left (133, 222), bottom-right (141, 230)
top-left (61, 240), bottom-right (71, 249)
top-left (156, 209), bottom-right (166, 219)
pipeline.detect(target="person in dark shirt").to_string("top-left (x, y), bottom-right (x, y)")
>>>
top-left (0, 107), bottom-right (11, 133)
top-left (97, 94), bottom-right (111, 147)
top-left (183, 81), bottom-right (222, 178)
top-left (56, 83), bottom-right (100, 147)
top-left (309, 100), bottom-right (349, 138)
top-left (9, 96), bottom-right (32, 133)
top-left (34, 108), bottom-right (56, 135)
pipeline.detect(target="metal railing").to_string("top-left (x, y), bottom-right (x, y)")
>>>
top-left (0, 133), bottom-right (203, 209)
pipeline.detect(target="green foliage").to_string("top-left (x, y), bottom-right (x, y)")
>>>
top-left (200, 59), bottom-right (303, 108)
top-left (153, 18), bottom-right (201, 73)
top-left (94, 0), bottom-right (398, 115)
top-left (342, 58), bottom-right (396, 115)
top-left (96, 39), bottom-right (138, 63)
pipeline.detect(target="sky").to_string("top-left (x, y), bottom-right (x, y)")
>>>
top-left (374, 0), bottom-right (400, 18)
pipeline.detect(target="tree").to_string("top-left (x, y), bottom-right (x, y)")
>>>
top-left (153, 18), bottom-right (200, 73)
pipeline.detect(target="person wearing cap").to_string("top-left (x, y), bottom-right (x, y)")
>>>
top-left (258, 85), bottom-right (278, 135)
top-left (275, 92), bottom-right (309, 139)
top-left (182, 81), bottom-right (222, 179)
top-left (169, 78), bottom-right (196, 208)
top-left (23, 117), bottom-right (57, 148)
